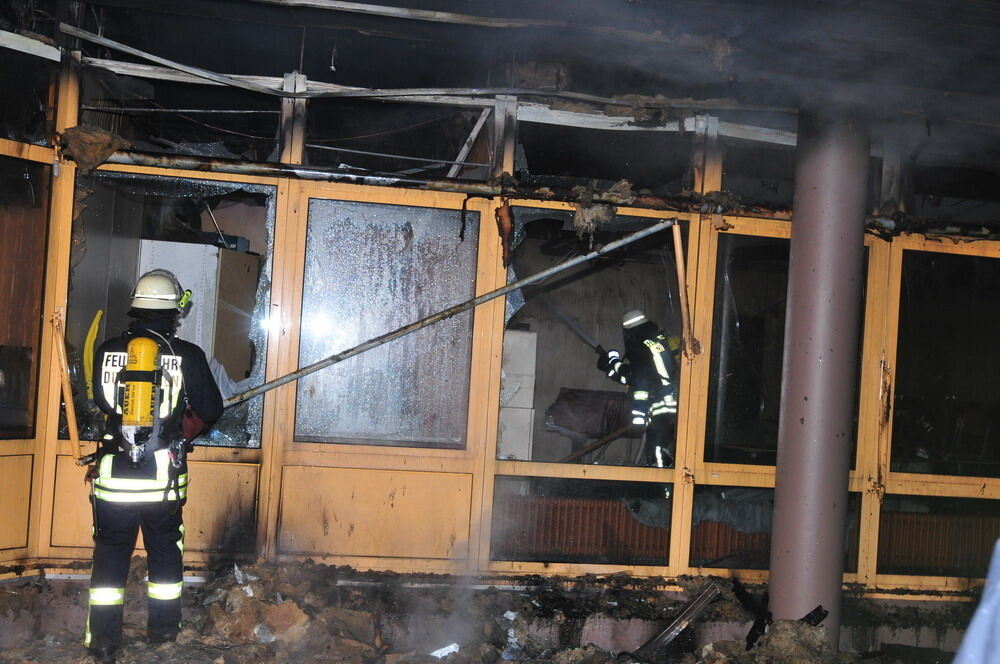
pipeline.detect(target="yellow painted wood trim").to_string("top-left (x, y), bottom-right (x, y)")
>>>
top-left (495, 460), bottom-right (677, 483)
top-left (466, 197), bottom-right (505, 572)
top-left (882, 476), bottom-right (1000, 498)
top-left (873, 574), bottom-right (985, 591)
top-left (717, 215), bottom-right (791, 238)
top-left (0, 442), bottom-right (35, 454)
top-left (855, 237), bottom-right (892, 584)
top-left (669, 136), bottom-right (719, 575)
top-left (686, 214), bottom-right (723, 476)
top-left (472, 197), bottom-right (521, 570)
top-left (503, 197), bottom-right (698, 221)
top-left (186, 447), bottom-right (262, 464)
top-left (257, 178), bottom-right (301, 558)
top-left (283, 441), bottom-right (479, 461)
top-left (488, 561), bottom-right (672, 576)
top-left (892, 232), bottom-right (1000, 257)
top-left (274, 553), bottom-right (480, 574)
top-left (282, 450), bottom-right (478, 474)
top-left (0, 138), bottom-right (54, 163)
top-left (32, 59), bottom-right (80, 560)
top-left (296, 180), bottom-right (475, 209)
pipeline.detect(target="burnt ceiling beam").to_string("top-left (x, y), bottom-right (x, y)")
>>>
top-left (80, 54), bottom-right (781, 114)
top-left (0, 29), bottom-right (60, 60)
top-left (80, 57), bottom-right (490, 107)
top-left (64, 23), bottom-right (738, 106)
top-left (79, 55), bottom-right (801, 146)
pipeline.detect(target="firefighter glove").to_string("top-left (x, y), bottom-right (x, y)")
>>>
top-left (181, 406), bottom-right (206, 444)
top-left (597, 349), bottom-right (621, 372)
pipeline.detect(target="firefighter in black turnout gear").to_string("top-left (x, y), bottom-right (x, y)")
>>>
top-left (597, 309), bottom-right (679, 468)
top-left (85, 269), bottom-right (223, 664)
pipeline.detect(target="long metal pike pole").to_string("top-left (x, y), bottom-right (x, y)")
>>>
top-left (225, 218), bottom-right (676, 407)
top-left (627, 584), bottom-right (721, 662)
top-left (537, 292), bottom-right (604, 354)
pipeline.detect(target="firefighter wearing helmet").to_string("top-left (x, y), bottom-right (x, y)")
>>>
top-left (597, 309), bottom-right (680, 468)
top-left (86, 269), bottom-right (222, 664)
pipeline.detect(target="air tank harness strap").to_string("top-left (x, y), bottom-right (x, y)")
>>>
top-left (163, 441), bottom-right (186, 507)
top-left (119, 369), bottom-right (160, 384)
top-left (164, 394), bottom-right (194, 507)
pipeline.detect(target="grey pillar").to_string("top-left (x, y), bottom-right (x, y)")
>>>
top-left (769, 110), bottom-right (869, 647)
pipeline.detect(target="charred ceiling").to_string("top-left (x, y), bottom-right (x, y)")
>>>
top-left (5, 0), bottom-right (1000, 214)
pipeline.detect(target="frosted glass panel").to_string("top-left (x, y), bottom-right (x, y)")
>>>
top-left (295, 199), bottom-right (479, 448)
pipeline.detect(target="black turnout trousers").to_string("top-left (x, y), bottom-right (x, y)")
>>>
top-left (86, 498), bottom-right (184, 650)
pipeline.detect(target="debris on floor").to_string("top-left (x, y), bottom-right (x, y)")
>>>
top-left (0, 560), bottom-right (966, 663)
top-left (682, 619), bottom-right (912, 664)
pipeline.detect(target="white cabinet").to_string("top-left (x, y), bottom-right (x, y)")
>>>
top-left (138, 240), bottom-right (260, 380)
top-left (498, 329), bottom-right (538, 460)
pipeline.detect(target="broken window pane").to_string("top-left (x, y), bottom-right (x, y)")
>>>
top-left (295, 199), bottom-right (478, 448)
top-left (0, 50), bottom-right (55, 146)
top-left (690, 486), bottom-right (860, 571)
top-left (891, 250), bottom-right (1000, 478)
top-left (497, 208), bottom-right (685, 467)
top-left (0, 157), bottom-right (50, 438)
top-left (705, 235), bottom-right (789, 465)
top-left (491, 476), bottom-right (672, 566)
top-left (877, 494), bottom-right (1000, 577)
top-left (67, 172), bottom-right (275, 448)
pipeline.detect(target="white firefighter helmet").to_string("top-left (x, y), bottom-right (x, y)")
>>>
top-left (622, 309), bottom-right (647, 329)
top-left (131, 269), bottom-right (184, 310)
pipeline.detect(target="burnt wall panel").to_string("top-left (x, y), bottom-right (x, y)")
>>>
top-left (184, 461), bottom-right (258, 554)
top-left (51, 457), bottom-right (258, 556)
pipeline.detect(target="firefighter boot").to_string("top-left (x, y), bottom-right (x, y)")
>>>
top-left (88, 645), bottom-right (116, 664)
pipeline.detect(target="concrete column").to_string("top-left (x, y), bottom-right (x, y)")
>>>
top-left (769, 110), bottom-right (869, 647)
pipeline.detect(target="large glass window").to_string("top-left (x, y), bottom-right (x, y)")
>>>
top-left (496, 208), bottom-right (685, 467)
top-left (878, 495), bottom-right (1000, 577)
top-left (690, 485), bottom-right (774, 570)
top-left (295, 200), bottom-right (479, 448)
top-left (891, 250), bottom-right (1000, 477)
top-left (705, 234), bottom-right (865, 467)
top-left (0, 157), bottom-right (50, 438)
top-left (705, 235), bottom-right (789, 465)
top-left (67, 172), bottom-right (275, 447)
top-left (491, 476), bottom-right (671, 566)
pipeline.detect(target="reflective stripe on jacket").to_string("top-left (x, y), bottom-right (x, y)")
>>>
top-left (93, 450), bottom-right (188, 503)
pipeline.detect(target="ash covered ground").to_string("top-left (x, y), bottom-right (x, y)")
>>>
top-left (0, 560), bottom-right (963, 664)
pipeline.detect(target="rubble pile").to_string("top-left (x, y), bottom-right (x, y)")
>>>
top-left (0, 561), bottom-right (962, 664)
top-left (682, 621), bottom-right (911, 664)
top-left (0, 560), bottom-right (626, 663)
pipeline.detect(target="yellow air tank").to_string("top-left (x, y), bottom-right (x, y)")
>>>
top-left (121, 337), bottom-right (159, 427)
